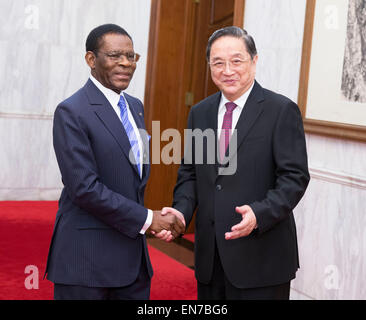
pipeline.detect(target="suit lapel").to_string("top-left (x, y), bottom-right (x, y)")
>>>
top-left (206, 92), bottom-right (221, 138)
top-left (124, 93), bottom-right (151, 183)
top-left (205, 93), bottom-right (221, 178)
top-left (234, 81), bottom-right (264, 151)
top-left (217, 81), bottom-right (264, 176)
top-left (84, 80), bottom-right (142, 178)
top-left (124, 94), bottom-right (145, 129)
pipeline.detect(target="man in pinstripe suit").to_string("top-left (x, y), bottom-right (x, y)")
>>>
top-left (45, 24), bottom-right (184, 300)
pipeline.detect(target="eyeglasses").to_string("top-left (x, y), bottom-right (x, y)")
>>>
top-left (209, 58), bottom-right (251, 71)
top-left (97, 51), bottom-right (141, 63)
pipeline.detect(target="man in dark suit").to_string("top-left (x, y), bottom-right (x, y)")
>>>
top-left (162, 26), bottom-right (310, 299)
top-left (45, 24), bottom-right (184, 300)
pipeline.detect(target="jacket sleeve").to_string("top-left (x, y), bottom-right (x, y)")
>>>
top-left (172, 109), bottom-right (198, 227)
top-left (53, 102), bottom-right (148, 239)
top-left (250, 100), bottom-right (310, 234)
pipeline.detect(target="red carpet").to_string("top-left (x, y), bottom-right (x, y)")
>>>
top-left (183, 233), bottom-right (195, 243)
top-left (0, 201), bottom-right (196, 300)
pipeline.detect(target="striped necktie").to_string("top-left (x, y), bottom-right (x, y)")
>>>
top-left (118, 95), bottom-right (141, 177)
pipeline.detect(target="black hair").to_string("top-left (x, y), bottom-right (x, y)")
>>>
top-left (206, 26), bottom-right (257, 61)
top-left (86, 24), bottom-right (133, 55)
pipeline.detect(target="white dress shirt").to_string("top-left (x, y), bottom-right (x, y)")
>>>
top-left (89, 75), bottom-right (152, 234)
top-left (217, 82), bottom-right (258, 229)
top-left (217, 81), bottom-right (255, 139)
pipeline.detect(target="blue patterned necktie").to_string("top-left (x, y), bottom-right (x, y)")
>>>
top-left (118, 95), bottom-right (141, 177)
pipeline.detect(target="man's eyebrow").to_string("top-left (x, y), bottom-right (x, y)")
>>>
top-left (210, 56), bottom-right (223, 61)
top-left (104, 50), bottom-right (134, 54)
top-left (211, 53), bottom-right (247, 61)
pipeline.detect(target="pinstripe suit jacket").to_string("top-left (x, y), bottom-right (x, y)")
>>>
top-left (45, 79), bottom-right (152, 287)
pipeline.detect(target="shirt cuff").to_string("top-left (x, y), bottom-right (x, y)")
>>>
top-left (139, 209), bottom-right (153, 234)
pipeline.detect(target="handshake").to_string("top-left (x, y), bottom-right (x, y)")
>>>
top-left (148, 207), bottom-right (185, 242)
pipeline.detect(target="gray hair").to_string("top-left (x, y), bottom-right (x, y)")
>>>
top-left (206, 26), bottom-right (257, 61)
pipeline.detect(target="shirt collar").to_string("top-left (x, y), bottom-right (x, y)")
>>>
top-left (219, 81), bottom-right (255, 112)
top-left (89, 74), bottom-right (126, 107)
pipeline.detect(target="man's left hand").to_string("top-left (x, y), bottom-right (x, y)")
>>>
top-left (225, 205), bottom-right (257, 240)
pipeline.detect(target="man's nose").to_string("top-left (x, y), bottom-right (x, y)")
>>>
top-left (223, 61), bottom-right (234, 74)
top-left (118, 55), bottom-right (132, 67)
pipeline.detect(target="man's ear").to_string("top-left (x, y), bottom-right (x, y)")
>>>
top-left (85, 51), bottom-right (96, 69)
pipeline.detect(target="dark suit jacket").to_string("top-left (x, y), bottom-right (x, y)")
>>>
top-left (173, 81), bottom-right (310, 289)
top-left (45, 79), bottom-right (153, 287)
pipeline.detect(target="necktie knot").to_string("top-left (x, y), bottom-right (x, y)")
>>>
top-left (225, 102), bottom-right (237, 113)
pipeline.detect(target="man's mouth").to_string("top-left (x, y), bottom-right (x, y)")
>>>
top-left (223, 79), bottom-right (237, 85)
top-left (114, 73), bottom-right (131, 80)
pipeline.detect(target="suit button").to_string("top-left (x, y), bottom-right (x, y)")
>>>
top-left (216, 184), bottom-right (222, 191)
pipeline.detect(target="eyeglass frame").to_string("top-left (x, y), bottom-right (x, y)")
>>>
top-left (208, 57), bottom-right (252, 71)
top-left (96, 50), bottom-right (141, 63)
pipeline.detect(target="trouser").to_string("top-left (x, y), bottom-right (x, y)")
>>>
top-left (54, 255), bottom-right (150, 300)
top-left (197, 241), bottom-right (290, 300)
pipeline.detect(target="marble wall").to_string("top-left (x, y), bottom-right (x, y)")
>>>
top-left (244, 0), bottom-right (366, 299)
top-left (0, 0), bottom-right (151, 200)
top-left (244, 0), bottom-right (307, 103)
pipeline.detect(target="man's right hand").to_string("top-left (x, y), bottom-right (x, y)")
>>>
top-left (152, 208), bottom-right (186, 242)
top-left (148, 210), bottom-right (185, 239)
